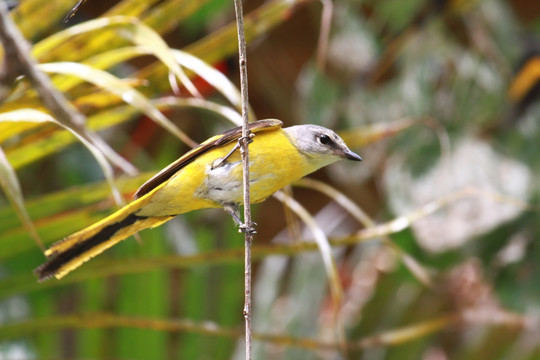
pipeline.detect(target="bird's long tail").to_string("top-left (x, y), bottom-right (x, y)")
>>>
top-left (35, 205), bottom-right (172, 281)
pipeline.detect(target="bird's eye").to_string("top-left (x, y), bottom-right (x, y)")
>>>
top-left (318, 134), bottom-right (330, 145)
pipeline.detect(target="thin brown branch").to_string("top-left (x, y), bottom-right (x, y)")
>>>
top-left (64, 0), bottom-right (88, 23)
top-left (317, 0), bottom-right (333, 71)
top-left (233, 0), bottom-right (254, 358)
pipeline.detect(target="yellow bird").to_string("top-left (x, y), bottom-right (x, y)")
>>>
top-left (35, 119), bottom-right (362, 281)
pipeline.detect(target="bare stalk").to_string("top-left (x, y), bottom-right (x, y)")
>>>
top-left (233, 0), bottom-right (254, 358)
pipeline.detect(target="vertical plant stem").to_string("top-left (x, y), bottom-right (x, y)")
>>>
top-left (317, 0), bottom-right (333, 71)
top-left (233, 0), bottom-right (254, 358)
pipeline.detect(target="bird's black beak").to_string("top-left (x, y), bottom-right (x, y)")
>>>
top-left (340, 148), bottom-right (362, 161)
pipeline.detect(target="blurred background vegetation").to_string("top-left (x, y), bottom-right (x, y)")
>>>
top-left (1, 0), bottom-right (540, 359)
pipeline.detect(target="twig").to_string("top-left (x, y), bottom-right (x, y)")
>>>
top-left (233, 0), bottom-right (254, 358)
top-left (64, 0), bottom-right (88, 23)
top-left (317, 0), bottom-right (333, 71)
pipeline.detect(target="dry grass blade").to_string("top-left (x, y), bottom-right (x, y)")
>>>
top-left (37, 62), bottom-right (198, 148)
top-left (115, 21), bottom-right (201, 98)
top-left (33, 16), bottom-right (136, 58)
top-left (357, 187), bottom-right (532, 242)
top-left (272, 190), bottom-right (347, 351)
top-left (295, 178), bottom-right (433, 286)
top-left (156, 97), bottom-right (243, 125)
top-left (0, 147), bottom-right (43, 249)
top-left (172, 49), bottom-right (254, 122)
top-left (353, 314), bottom-right (460, 349)
top-left (0, 182), bottom-right (531, 288)
top-left (0, 3), bottom-right (137, 176)
top-left (338, 117), bottom-right (419, 148)
top-left (0, 310), bottom-right (528, 351)
top-left (2, 184), bottom-right (532, 299)
top-left (3, 97), bottom-right (241, 171)
top-left (0, 109), bottom-right (123, 206)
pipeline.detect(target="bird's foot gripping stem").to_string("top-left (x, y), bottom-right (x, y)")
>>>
top-left (239, 222), bottom-right (257, 235)
top-left (223, 204), bottom-right (257, 234)
top-left (211, 133), bottom-right (254, 169)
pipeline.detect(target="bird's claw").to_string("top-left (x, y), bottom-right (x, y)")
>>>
top-left (238, 133), bottom-right (255, 145)
top-left (239, 222), bottom-right (257, 234)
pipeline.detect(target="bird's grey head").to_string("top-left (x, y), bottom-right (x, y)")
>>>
top-left (283, 124), bottom-right (362, 169)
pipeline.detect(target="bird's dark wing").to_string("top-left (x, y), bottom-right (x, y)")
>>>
top-left (134, 119), bottom-right (283, 198)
